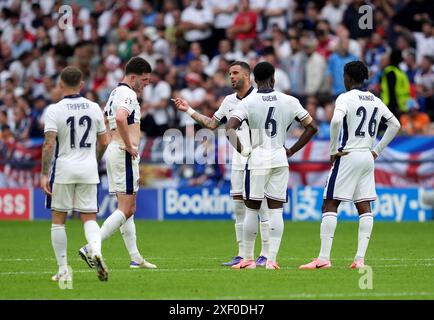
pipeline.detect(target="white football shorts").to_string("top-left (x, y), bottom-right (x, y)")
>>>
top-left (243, 166), bottom-right (289, 202)
top-left (106, 141), bottom-right (140, 195)
top-left (49, 183), bottom-right (98, 213)
top-left (323, 150), bottom-right (377, 203)
top-left (230, 169), bottom-right (244, 197)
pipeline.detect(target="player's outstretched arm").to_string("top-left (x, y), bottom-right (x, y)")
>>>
top-left (226, 117), bottom-right (250, 156)
top-left (172, 98), bottom-right (220, 130)
top-left (40, 131), bottom-right (57, 195)
top-left (372, 115), bottom-right (401, 158)
top-left (286, 115), bottom-right (318, 158)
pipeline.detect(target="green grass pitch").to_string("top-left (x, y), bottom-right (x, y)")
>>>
top-left (1, 220), bottom-right (434, 300)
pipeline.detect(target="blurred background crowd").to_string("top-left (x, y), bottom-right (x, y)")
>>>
top-left (0, 0), bottom-right (433, 188)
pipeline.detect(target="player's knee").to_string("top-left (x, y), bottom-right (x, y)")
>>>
top-left (355, 201), bottom-right (371, 214)
top-left (322, 200), bottom-right (339, 213)
top-left (244, 200), bottom-right (261, 210)
top-left (321, 202), bottom-right (327, 213)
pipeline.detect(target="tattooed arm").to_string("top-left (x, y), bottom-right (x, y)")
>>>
top-left (40, 131), bottom-right (57, 195)
top-left (172, 98), bottom-right (220, 130)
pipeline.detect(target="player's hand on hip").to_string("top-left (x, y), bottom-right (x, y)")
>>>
top-left (330, 151), bottom-right (349, 163)
top-left (120, 145), bottom-right (138, 160)
top-left (371, 151), bottom-right (378, 160)
top-left (171, 98), bottom-right (189, 112)
top-left (40, 174), bottom-right (52, 196)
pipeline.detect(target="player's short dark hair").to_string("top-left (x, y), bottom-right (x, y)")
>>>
top-left (125, 57), bottom-right (152, 75)
top-left (344, 61), bottom-right (369, 83)
top-left (60, 66), bottom-right (82, 87)
top-left (253, 61), bottom-right (275, 82)
top-left (230, 61), bottom-right (251, 73)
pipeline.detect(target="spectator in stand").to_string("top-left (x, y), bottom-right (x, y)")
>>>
top-left (179, 72), bottom-right (206, 130)
top-left (365, 32), bottom-right (389, 76)
top-left (263, 0), bottom-right (291, 36)
top-left (285, 35), bottom-right (305, 99)
top-left (396, 21), bottom-right (434, 64)
top-left (317, 101), bottom-right (334, 139)
top-left (414, 55), bottom-right (434, 120)
top-left (302, 37), bottom-right (327, 96)
top-left (28, 95), bottom-right (47, 138)
top-left (315, 19), bottom-right (337, 60)
top-left (400, 99), bottom-right (431, 135)
top-left (141, 71), bottom-right (173, 137)
top-left (12, 106), bottom-right (31, 141)
top-left (400, 48), bottom-right (419, 86)
top-left (380, 50), bottom-right (411, 117)
top-left (188, 42), bottom-right (209, 68)
top-left (234, 38), bottom-right (258, 62)
top-left (208, 0), bottom-right (237, 53)
top-left (320, 0), bottom-right (347, 32)
top-left (142, 1), bottom-right (158, 27)
top-left (271, 26), bottom-right (291, 61)
top-left (226, 0), bottom-right (257, 51)
top-left (332, 24), bottom-right (362, 58)
top-left (327, 37), bottom-right (357, 97)
top-left (178, 0), bottom-right (214, 58)
top-left (11, 26), bottom-right (33, 59)
top-left (205, 39), bottom-right (236, 77)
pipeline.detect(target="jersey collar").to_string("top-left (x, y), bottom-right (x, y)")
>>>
top-left (257, 88), bottom-right (274, 93)
top-left (236, 86), bottom-right (255, 100)
top-left (63, 94), bottom-right (81, 99)
top-left (118, 82), bottom-right (132, 89)
top-left (352, 86), bottom-right (368, 92)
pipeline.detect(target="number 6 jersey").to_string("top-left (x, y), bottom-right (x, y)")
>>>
top-left (231, 89), bottom-right (309, 169)
top-left (44, 94), bottom-right (106, 184)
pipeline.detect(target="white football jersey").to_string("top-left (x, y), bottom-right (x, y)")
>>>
top-left (213, 87), bottom-right (256, 170)
top-left (232, 89), bottom-right (309, 169)
top-left (44, 94), bottom-right (106, 184)
top-left (333, 89), bottom-right (395, 152)
top-left (104, 83), bottom-right (141, 130)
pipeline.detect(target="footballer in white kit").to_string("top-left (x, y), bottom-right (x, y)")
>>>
top-left (300, 61), bottom-right (400, 270)
top-left (104, 82), bottom-right (141, 195)
top-left (213, 87), bottom-right (255, 197)
top-left (41, 66), bottom-right (109, 282)
top-left (323, 87), bottom-right (397, 203)
top-left (79, 57), bottom-right (157, 270)
top-left (173, 61), bottom-right (271, 267)
top-left (44, 93), bottom-right (106, 212)
top-left (227, 61), bottom-right (318, 269)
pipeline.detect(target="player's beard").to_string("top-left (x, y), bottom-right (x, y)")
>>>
top-left (233, 78), bottom-right (244, 90)
top-left (132, 79), bottom-right (142, 94)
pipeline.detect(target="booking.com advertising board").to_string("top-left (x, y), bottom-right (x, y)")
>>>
top-left (0, 187), bottom-right (432, 222)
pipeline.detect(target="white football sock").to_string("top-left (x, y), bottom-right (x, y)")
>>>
top-left (84, 220), bottom-right (101, 257)
top-left (51, 224), bottom-right (67, 271)
top-left (355, 212), bottom-right (374, 260)
top-left (258, 202), bottom-right (270, 258)
top-left (120, 215), bottom-right (142, 262)
top-left (268, 208), bottom-right (284, 262)
top-left (100, 209), bottom-right (126, 241)
top-left (233, 200), bottom-right (245, 257)
top-left (318, 212), bottom-right (337, 261)
top-left (243, 208), bottom-right (259, 260)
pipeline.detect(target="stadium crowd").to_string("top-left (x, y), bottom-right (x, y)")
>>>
top-left (0, 0), bottom-right (433, 187)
